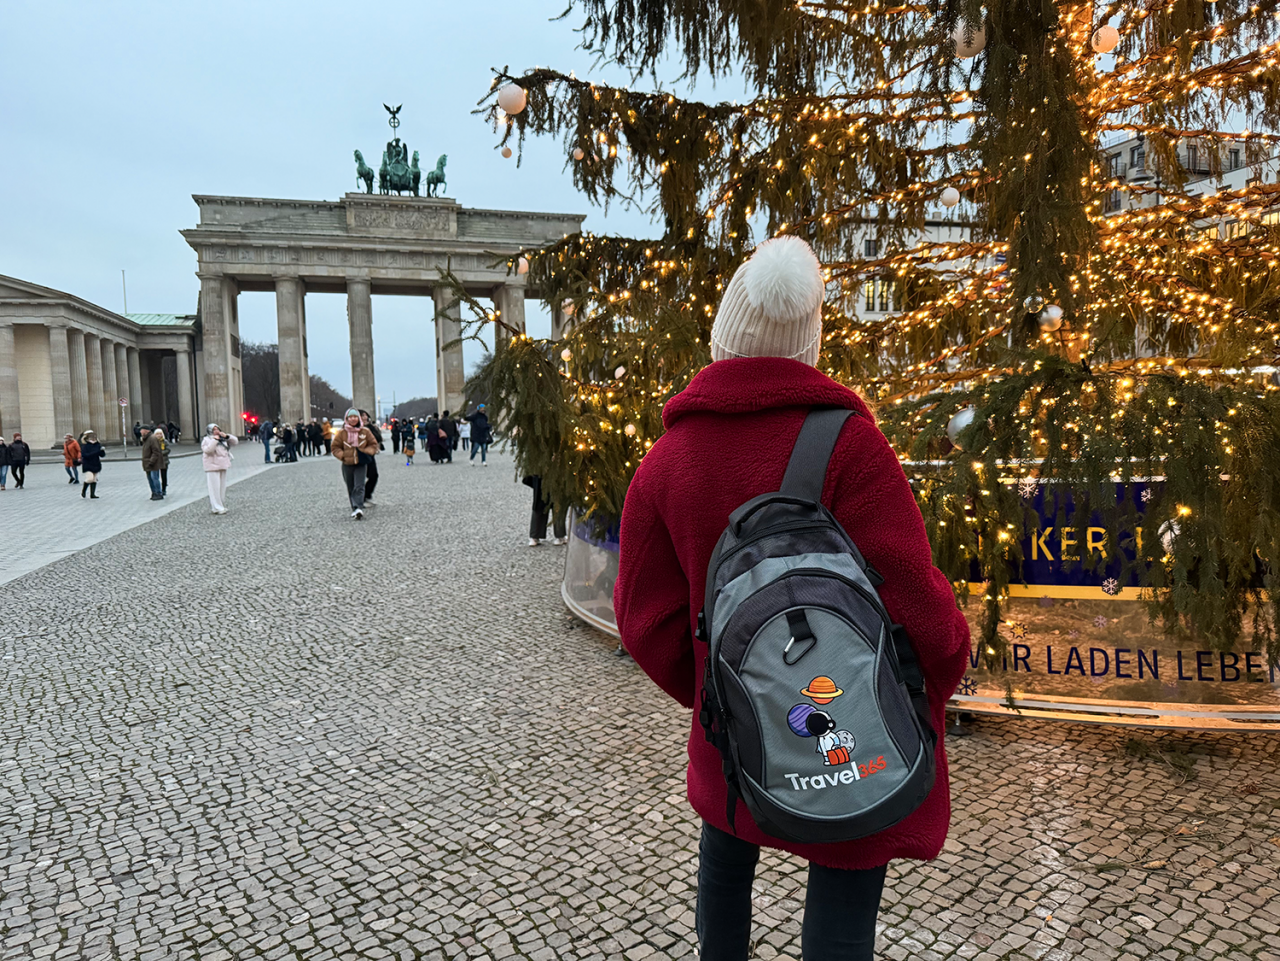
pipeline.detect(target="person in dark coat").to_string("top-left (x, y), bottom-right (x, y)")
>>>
top-left (389, 417), bottom-right (401, 454)
top-left (613, 237), bottom-right (970, 961)
top-left (0, 436), bottom-right (11, 491)
top-left (167, 421), bottom-right (180, 443)
top-left (467, 407), bottom-right (491, 466)
top-left (426, 414), bottom-right (450, 464)
top-left (79, 430), bottom-right (105, 499)
top-left (307, 419), bottom-right (322, 457)
top-left (281, 424), bottom-right (296, 462)
top-left (523, 475), bottom-right (567, 546)
top-left (441, 410), bottom-right (459, 458)
top-left (359, 410), bottom-right (383, 501)
top-left (8, 432), bottom-right (31, 489)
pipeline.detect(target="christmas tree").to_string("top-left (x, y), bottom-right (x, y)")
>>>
top-left (456, 0), bottom-right (1280, 661)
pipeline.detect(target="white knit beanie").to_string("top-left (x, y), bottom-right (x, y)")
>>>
top-left (710, 236), bottom-right (825, 367)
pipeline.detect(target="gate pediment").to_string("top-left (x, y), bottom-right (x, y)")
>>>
top-left (345, 194), bottom-right (457, 239)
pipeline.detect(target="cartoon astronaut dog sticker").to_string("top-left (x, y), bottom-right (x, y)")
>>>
top-left (788, 676), bottom-right (858, 771)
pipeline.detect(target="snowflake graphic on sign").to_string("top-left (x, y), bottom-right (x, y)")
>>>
top-left (1017, 476), bottom-right (1038, 499)
top-left (1101, 577), bottom-right (1121, 596)
top-left (1010, 623), bottom-right (1028, 641)
top-left (958, 676), bottom-right (978, 696)
top-left (1093, 615), bottom-right (1109, 629)
top-left (1141, 488), bottom-right (1154, 503)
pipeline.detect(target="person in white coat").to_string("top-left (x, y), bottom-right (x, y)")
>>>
top-left (200, 423), bottom-right (238, 514)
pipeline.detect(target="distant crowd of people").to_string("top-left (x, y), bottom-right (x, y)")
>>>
top-left (2, 405), bottom-right (511, 527)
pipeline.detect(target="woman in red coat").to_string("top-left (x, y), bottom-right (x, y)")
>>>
top-left (615, 237), bottom-right (971, 961)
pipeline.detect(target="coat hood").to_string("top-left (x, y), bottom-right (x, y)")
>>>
top-left (662, 358), bottom-right (874, 430)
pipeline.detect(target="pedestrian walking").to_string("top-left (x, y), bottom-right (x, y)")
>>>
top-left (390, 416), bottom-right (402, 454)
top-left (260, 418), bottom-right (275, 463)
top-left (459, 419), bottom-right (471, 451)
top-left (79, 430), bottom-right (104, 499)
top-left (321, 417), bottom-right (333, 454)
top-left (468, 406), bottom-right (491, 465)
top-left (331, 408), bottom-right (378, 519)
top-left (63, 433), bottom-right (81, 484)
top-left (295, 421), bottom-right (306, 456)
top-left (416, 418), bottom-right (428, 452)
top-left (0, 436), bottom-right (10, 491)
top-left (9, 432), bottom-right (31, 488)
top-left (200, 423), bottom-right (237, 514)
top-left (441, 411), bottom-right (459, 459)
top-left (132, 421), bottom-right (143, 444)
top-left (523, 475), bottom-right (567, 546)
top-left (154, 425), bottom-right (171, 494)
top-left (359, 410), bottom-right (383, 501)
top-left (308, 418), bottom-right (322, 459)
top-left (141, 425), bottom-right (166, 500)
top-left (613, 237), bottom-right (971, 961)
top-left (426, 413), bottom-right (449, 464)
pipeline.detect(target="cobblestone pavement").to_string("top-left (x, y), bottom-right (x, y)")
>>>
top-left (1, 446), bottom-right (272, 587)
top-left (1, 451), bottom-right (1277, 961)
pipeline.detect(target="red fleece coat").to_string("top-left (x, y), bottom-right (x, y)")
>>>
top-left (614, 358), bottom-right (971, 870)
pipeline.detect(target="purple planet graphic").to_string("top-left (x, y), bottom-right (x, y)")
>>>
top-left (788, 703), bottom-right (816, 737)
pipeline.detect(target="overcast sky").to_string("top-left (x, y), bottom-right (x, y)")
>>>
top-left (0, 0), bottom-right (666, 410)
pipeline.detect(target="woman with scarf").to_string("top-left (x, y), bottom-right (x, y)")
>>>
top-left (79, 430), bottom-right (105, 499)
top-left (201, 423), bottom-right (238, 514)
top-left (331, 408), bottom-right (379, 519)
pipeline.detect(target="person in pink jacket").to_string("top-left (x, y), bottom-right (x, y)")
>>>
top-left (200, 423), bottom-right (238, 515)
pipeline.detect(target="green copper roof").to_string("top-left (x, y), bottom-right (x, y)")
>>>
top-left (127, 313), bottom-right (196, 327)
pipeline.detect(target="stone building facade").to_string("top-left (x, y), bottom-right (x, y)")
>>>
top-left (0, 275), bottom-right (200, 448)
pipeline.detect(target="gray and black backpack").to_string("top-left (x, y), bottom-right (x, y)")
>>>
top-left (697, 408), bottom-right (936, 844)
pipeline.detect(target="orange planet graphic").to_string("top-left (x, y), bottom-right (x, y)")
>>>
top-left (801, 676), bottom-right (843, 704)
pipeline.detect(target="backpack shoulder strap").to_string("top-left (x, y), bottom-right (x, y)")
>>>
top-left (779, 408), bottom-right (856, 502)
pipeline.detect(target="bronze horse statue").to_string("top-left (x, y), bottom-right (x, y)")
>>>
top-left (354, 150), bottom-right (375, 193)
top-left (425, 154), bottom-right (447, 197)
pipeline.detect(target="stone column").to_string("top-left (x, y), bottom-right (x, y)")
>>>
top-left (0, 322), bottom-right (19, 437)
top-left (551, 302), bottom-right (572, 340)
top-left (114, 344), bottom-right (129, 435)
top-left (84, 333), bottom-right (105, 435)
top-left (275, 276), bottom-right (307, 423)
top-left (101, 337), bottom-right (119, 441)
top-left (48, 325), bottom-right (75, 439)
top-left (138, 352), bottom-right (153, 423)
top-left (346, 278), bottom-right (375, 414)
top-left (433, 288), bottom-right (466, 416)
top-left (493, 285), bottom-right (527, 353)
top-left (126, 347), bottom-right (143, 426)
top-left (176, 347), bottom-right (195, 441)
top-left (68, 328), bottom-right (89, 432)
top-left (199, 273), bottom-right (234, 431)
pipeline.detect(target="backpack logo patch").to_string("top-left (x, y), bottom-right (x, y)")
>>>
top-left (788, 676), bottom-right (858, 767)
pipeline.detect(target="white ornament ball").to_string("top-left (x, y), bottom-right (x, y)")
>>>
top-left (947, 407), bottom-right (977, 447)
top-left (560, 348), bottom-right (573, 362)
top-left (496, 84), bottom-right (527, 116)
top-left (573, 147), bottom-right (585, 161)
top-left (516, 257), bottom-right (529, 275)
top-left (501, 146), bottom-right (513, 159)
top-left (1091, 25), bottom-right (1120, 54)
top-left (1039, 304), bottom-right (1064, 331)
top-left (614, 366), bottom-right (626, 379)
top-left (952, 22), bottom-right (987, 59)
top-left (624, 423), bottom-right (637, 437)
top-left (941, 186), bottom-right (961, 208)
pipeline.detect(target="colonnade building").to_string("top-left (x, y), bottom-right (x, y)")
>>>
top-left (0, 275), bottom-right (200, 448)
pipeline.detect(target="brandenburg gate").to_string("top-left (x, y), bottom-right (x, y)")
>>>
top-left (182, 193), bottom-right (584, 426)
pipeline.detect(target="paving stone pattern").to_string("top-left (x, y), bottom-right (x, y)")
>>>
top-left (1, 453), bottom-right (1277, 961)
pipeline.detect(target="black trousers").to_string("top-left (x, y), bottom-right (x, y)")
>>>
top-left (528, 476), bottom-right (567, 539)
top-left (365, 457), bottom-right (379, 498)
top-left (392, 434), bottom-right (401, 453)
top-left (340, 463), bottom-right (367, 509)
top-left (11, 464), bottom-right (25, 487)
top-left (696, 822), bottom-right (886, 961)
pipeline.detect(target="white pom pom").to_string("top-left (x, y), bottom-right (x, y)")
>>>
top-left (741, 237), bottom-right (824, 321)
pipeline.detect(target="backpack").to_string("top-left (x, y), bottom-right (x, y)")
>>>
top-left (697, 408), bottom-right (936, 844)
